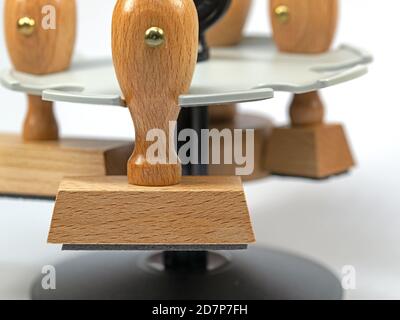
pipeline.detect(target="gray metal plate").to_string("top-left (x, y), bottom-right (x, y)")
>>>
top-left (1, 37), bottom-right (371, 108)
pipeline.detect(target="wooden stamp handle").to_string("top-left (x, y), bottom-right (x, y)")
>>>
top-left (290, 92), bottom-right (324, 127)
top-left (127, 98), bottom-right (182, 187)
top-left (112, 0), bottom-right (198, 186)
top-left (23, 95), bottom-right (58, 141)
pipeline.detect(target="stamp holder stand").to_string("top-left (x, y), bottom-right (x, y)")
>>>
top-left (0, 0), bottom-right (372, 299)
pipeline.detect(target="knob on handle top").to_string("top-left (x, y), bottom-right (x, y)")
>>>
top-left (112, 0), bottom-right (199, 186)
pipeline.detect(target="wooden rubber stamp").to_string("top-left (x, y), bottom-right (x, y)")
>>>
top-left (207, 0), bottom-right (252, 47)
top-left (1, 0), bottom-right (133, 198)
top-left (266, 0), bottom-right (355, 179)
top-left (48, 0), bottom-right (255, 248)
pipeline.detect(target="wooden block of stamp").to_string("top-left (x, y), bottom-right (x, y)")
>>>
top-left (48, 176), bottom-right (255, 246)
top-left (265, 124), bottom-right (354, 179)
top-left (0, 134), bottom-right (133, 198)
top-left (47, 1), bottom-right (256, 248)
top-left (266, 1), bottom-right (355, 178)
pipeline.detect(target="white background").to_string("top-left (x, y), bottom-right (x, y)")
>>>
top-left (0, 0), bottom-right (399, 299)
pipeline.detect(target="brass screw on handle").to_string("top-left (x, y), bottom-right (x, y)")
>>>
top-left (145, 27), bottom-right (165, 48)
top-left (17, 17), bottom-right (36, 36)
top-left (275, 5), bottom-right (290, 24)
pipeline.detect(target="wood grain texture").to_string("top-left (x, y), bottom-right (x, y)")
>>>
top-left (48, 176), bottom-right (255, 245)
top-left (265, 124), bottom-right (354, 178)
top-left (4, 0), bottom-right (76, 141)
top-left (206, 0), bottom-right (252, 47)
top-left (0, 134), bottom-right (133, 197)
top-left (4, 0), bottom-right (76, 74)
top-left (209, 113), bottom-right (273, 181)
top-left (112, 0), bottom-right (198, 186)
top-left (267, 1), bottom-right (354, 177)
top-left (290, 92), bottom-right (324, 127)
top-left (23, 95), bottom-right (58, 141)
top-left (270, 0), bottom-right (338, 53)
top-left (209, 104), bottom-right (237, 123)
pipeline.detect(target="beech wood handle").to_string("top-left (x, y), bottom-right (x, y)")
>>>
top-left (112, 0), bottom-right (198, 186)
top-left (269, 0), bottom-right (338, 54)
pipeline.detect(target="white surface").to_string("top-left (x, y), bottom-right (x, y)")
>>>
top-left (0, 37), bottom-right (371, 107)
top-left (0, 0), bottom-right (399, 300)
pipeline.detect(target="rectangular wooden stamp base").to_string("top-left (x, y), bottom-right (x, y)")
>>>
top-left (0, 134), bottom-right (133, 198)
top-left (265, 124), bottom-right (355, 179)
top-left (48, 176), bottom-right (255, 247)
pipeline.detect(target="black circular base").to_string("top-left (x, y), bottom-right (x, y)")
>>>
top-left (31, 247), bottom-right (343, 300)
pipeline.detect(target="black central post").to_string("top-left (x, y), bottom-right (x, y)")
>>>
top-left (164, 105), bottom-right (209, 273)
top-left (163, 0), bottom-right (231, 273)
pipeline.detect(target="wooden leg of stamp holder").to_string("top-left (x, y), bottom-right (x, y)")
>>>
top-left (265, 92), bottom-right (355, 179)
